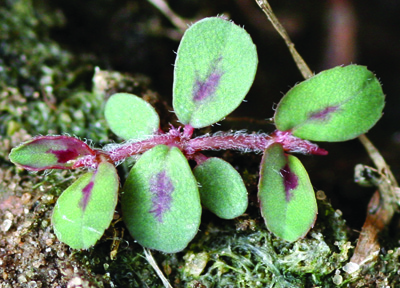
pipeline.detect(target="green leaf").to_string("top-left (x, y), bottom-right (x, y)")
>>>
top-left (105, 93), bottom-right (160, 140)
top-left (9, 136), bottom-right (95, 171)
top-left (173, 17), bottom-right (258, 128)
top-left (274, 65), bottom-right (385, 142)
top-left (121, 145), bottom-right (201, 253)
top-left (193, 157), bottom-right (248, 219)
top-left (52, 160), bottom-right (119, 249)
top-left (258, 143), bottom-right (317, 242)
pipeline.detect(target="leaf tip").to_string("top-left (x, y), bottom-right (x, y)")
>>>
top-left (9, 136), bottom-right (95, 171)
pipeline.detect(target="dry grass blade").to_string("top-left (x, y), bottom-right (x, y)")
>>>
top-left (254, 0), bottom-right (313, 79)
top-left (144, 248), bottom-right (173, 288)
top-left (147, 0), bottom-right (187, 33)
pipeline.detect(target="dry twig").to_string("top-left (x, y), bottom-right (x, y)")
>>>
top-left (144, 248), bottom-right (173, 288)
top-left (254, 0), bottom-right (313, 79)
top-left (350, 135), bottom-right (399, 267)
top-left (147, 0), bottom-right (187, 33)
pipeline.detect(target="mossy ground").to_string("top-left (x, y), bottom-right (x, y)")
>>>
top-left (1, 0), bottom-right (400, 287)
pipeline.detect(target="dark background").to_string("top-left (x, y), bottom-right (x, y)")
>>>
top-left (47, 0), bottom-right (400, 231)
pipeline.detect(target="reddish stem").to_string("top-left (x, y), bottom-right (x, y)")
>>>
top-left (73, 127), bottom-right (327, 169)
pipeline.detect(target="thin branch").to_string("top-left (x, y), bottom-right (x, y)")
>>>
top-left (253, 0), bottom-right (313, 79)
top-left (147, 0), bottom-right (187, 33)
top-left (358, 134), bottom-right (397, 187)
top-left (323, 0), bottom-right (357, 67)
top-left (143, 248), bottom-right (173, 288)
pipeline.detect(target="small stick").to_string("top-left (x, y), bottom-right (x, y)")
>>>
top-left (358, 134), bottom-right (398, 189)
top-left (350, 135), bottom-right (399, 266)
top-left (147, 0), bottom-right (187, 33)
top-left (143, 248), bottom-right (173, 288)
top-left (254, 0), bottom-right (313, 79)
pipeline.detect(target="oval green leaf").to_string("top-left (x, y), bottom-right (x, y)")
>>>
top-left (193, 157), bottom-right (248, 219)
top-left (52, 161), bottom-right (119, 249)
top-left (173, 17), bottom-right (258, 128)
top-left (274, 65), bottom-right (385, 142)
top-left (105, 93), bottom-right (160, 140)
top-left (9, 136), bottom-right (95, 171)
top-left (121, 145), bottom-right (201, 253)
top-left (258, 143), bottom-right (317, 242)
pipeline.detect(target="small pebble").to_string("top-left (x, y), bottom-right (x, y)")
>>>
top-left (316, 190), bottom-right (326, 200)
top-left (332, 274), bottom-right (343, 285)
top-left (27, 281), bottom-right (38, 288)
top-left (18, 274), bottom-right (27, 283)
top-left (1, 219), bottom-right (12, 232)
top-left (21, 193), bottom-right (32, 204)
top-left (343, 262), bottom-right (360, 274)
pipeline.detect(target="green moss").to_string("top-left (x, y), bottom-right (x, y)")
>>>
top-left (67, 195), bottom-right (352, 287)
top-left (171, 197), bottom-right (352, 287)
top-left (0, 0), bottom-right (69, 89)
top-left (54, 195), bottom-right (350, 287)
top-left (340, 248), bottom-right (400, 287)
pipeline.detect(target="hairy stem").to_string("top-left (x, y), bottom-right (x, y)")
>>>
top-left (73, 128), bottom-right (327, 169)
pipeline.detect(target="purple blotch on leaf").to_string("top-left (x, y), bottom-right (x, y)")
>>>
top-left (308, 106), bottom-right (339, 121)
top-left (193, 73), bottom-right (222, 101)
top-left (149, 170), bottom-right (174, 222)
top-left (192, 57), bottom-right (224, 102)
top-left (280, 164), bottom-right (298, 201)
top-left (47, 148), bottom-right (79, 163)
top-left (80, 181), bottom-right (94, 211)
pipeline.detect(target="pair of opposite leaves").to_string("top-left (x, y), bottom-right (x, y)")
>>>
top-left (11, 17), bottom-right (384, 252)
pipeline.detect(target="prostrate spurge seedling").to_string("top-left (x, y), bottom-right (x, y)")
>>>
top-left (9, 17), bottom-right (385, 253)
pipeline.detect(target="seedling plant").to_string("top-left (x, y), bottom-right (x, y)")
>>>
top-left (9, 17), bottom-right (385, 253)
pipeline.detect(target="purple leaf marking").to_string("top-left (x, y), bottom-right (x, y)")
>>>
top-left (280, 164), bottom-right (298, 201)
top-left (193, 57), bottom-right (223, 102)
top-left (193, 73), bottom-right (222, 101)
top-left (308, 106), bottom-right (339, 121)
top-left (47, 149), bottom-right (79, 163)
top-left (80, 181), bottom-right (94, 211)
top-left (149, 170), bottom-right (174, 222)
top-left (16, 136), bottom-right (95, 170)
